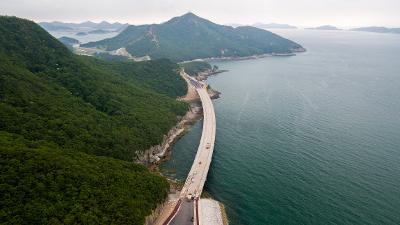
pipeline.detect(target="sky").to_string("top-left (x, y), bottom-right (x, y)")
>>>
top-left (1, 0), bottom-right (399, 28)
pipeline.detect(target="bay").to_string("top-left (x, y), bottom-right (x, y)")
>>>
top-left (161, 29), bottom-right (400, 225)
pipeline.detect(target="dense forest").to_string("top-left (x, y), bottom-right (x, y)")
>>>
top-left (82, 12), bottom-right (304, 62)
top-left (0, 16), bottom-right (187, 223)
top-left (0, 16), bottom-right (188, 161)
top-left (0, 132), bottom-right (169, 224)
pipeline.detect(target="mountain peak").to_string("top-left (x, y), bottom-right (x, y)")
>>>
top-left (181, 12), bottom-right (197, 18)
top-left (80, 21), bottom-right (96, 26)
top-left (83, 13), bottom-right (304, 61)
top-left (99, 21), bottom-right (111, 25)
top-left (164, 12), bottom-right (211, 26)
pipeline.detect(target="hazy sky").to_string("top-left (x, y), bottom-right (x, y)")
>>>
top-left (1, 0), bottom-right (399, 27)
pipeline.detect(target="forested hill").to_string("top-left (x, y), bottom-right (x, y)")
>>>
top-left (0, 16), bottom-right (187, 223)
top-left (82, 12), bottom-right (305, 62)
top-left (0, 16), bottom-right (187, 160)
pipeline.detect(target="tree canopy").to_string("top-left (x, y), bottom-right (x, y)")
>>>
top-left (0, 16), bottom-right (188, 161)
top-left (0, 132), bottom-right (169, 225)
top-left (0, 16), bottom-right (187, 224)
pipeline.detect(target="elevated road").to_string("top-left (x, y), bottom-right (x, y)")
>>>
top-left (164, 73), bottom-right (217, 225)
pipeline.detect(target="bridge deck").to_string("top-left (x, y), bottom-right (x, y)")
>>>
top-left (180, 85), bottom-right (216, 199)
top-left (166, 73), bottom-right (217, 225)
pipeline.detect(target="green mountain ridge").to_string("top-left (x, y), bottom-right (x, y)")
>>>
top-left (0, 16), bottom-right (188, 160)
top-left (0, 16), bottom-right (187, 223)
top-left (82, 12), bottom-right (305, 62)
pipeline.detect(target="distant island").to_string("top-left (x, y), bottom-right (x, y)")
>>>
top-left (88, 29), bottom-right (114, 34)
top-left (307, 25), bottom-right (341, 30)
top-left (350, 26), bottom-right (400, 34)
top-left (82, 12), bottom-right (305, 62)
top-left (253, 22), bottom-right (297, 29)
top-left (39, 21), bottom-right (129, 32)
top-left (75, 31), bottom-right (87, 36)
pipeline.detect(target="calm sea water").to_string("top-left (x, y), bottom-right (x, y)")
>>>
top-left (48, 30), bottom-right (119, 43)
top-left (161, 30), bottom-right (400, 225)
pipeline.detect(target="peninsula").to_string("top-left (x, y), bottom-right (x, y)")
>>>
top-left (82, 12), bottom-right (305, 62)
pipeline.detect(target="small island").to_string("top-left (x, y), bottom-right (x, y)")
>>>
top-left (253, 22), bottom-right (297, 29)
top-left (75, 31), bottom-right (87, 36)
top-left (350, 26), bottom-right (400, 34)
top-left (88, 29), bottom-right (114, 34)
top-left (307, 25), bottom-right (341, 30)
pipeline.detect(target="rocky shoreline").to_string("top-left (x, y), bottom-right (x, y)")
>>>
top-left (197, 68), bottom-right (229, 82)
top-left (135, 69), bottom-right (222, 169)
top-left (135, 108), bottom-right (202, 169)
top-left (146, 50), bottom-right (306, 224)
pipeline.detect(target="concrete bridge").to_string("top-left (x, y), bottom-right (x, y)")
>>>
top-left (163, 73), bottom-right (217, 225)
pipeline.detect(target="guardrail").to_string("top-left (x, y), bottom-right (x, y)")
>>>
top-left (162, 199), bottom-right (182, 225)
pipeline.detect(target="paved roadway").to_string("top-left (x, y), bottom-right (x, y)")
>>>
top-left (166, 73), bottom-right (217, 225)
top-left (180, 78), bottom-right (216, 199)
top-left (169, 200), bottom-right (194, 225)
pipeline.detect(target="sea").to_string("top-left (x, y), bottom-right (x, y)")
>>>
top-left (48, 30), bottom-right (119, 43)
top-left (161, 29), bottom-right (400, 225)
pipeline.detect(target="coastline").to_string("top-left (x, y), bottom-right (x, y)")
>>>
top-left (135, 109), bottom-right (201, 169)
top-left (143, 69), bottom-right (228, 224)
top-left (178, 47), bottom-right (306, 64)
top-left (203, 48), bottom-right (306, 62)
top-left (136, 69), bottom-right (224, 169)
top-left (143, 51), bottom-right (304, 223)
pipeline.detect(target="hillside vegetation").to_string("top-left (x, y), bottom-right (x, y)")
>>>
top-left (0, 16), bottom-right (187, 161)
top-left (0, 16), bottom-right (187, 223)
top-left (82, 12), bottom-right (304, 62)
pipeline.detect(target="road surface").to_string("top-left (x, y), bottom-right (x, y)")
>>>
top-left (164, 73), bottom-right (217, 225)
top-left (180, 77), bottom-right (216, 200)
top-left (169, 200), bottom-right (194, 225)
